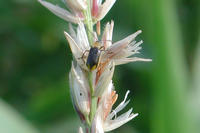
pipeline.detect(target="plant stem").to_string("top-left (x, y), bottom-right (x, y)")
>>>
top-left (88, 72), bottom-right (97, 124)
top-left (84, 0), bottom-right (97, 131)
top-left (84, 0), bottom-right (94, 46)
top-left (90, 96), bottom-right (97, 122)
top-left (88, 72), bottom-right (94, 94)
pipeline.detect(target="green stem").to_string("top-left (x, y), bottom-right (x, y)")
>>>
top-left (84, 0), bottom-right (94, 46)
top-left (87, 72), bottom-right (97, 131)
top-left (85, 115), bottom-right (91, 126)
top-left (88, 72), bottom-right (94, 94)
top-left (83, 0), bottom-right (97, 131)
top-left (88, 72), bottom-right (97, 123)
top-left (90, 96), bottom-right (97, 122)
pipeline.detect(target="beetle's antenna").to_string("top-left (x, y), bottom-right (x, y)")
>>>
top-left (96, 40), bottom-right (113, 43)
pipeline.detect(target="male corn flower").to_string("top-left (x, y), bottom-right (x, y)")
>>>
top-left (39, 0), bottom-right (151, 132)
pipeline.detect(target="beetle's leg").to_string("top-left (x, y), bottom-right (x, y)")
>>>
top-left (97, 51), bottom-right (103, 69)
top-left (78, 50), bottom-right (89, 60)
top-left (78, 50), bottom-right (89, 65)
top-left (99, 46), bottom-right (105, 51)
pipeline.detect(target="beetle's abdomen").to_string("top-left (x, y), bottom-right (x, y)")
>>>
top-left (86, 47), bottom-right (100, 71)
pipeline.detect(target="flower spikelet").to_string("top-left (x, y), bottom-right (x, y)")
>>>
top-left (38, 0), bottom-right (151, 132)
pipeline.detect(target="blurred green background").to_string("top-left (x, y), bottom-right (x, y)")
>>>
top-left (0, 0), bottom-right (200, 133)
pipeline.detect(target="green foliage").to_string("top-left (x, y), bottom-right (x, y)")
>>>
top-left (0, 99), bottom-right (39, 133)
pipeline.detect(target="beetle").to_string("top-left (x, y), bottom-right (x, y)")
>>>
top-left (86, 41), bottom-right (104, 71)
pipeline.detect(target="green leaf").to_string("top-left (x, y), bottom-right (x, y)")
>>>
top-left (0, 99), bottom-right (40, 133)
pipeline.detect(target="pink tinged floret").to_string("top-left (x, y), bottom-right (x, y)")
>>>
top-left (38, 0), bottom-right (82, 23)
top-left (77, 12), bottom-right (84, 18)
top-left (92, 0), bottom-right (99, 17)
top-left (102, 21), bottom-right (114, 49)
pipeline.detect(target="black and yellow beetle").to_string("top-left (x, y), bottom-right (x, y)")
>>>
top-left (85, 41), bottom-right (104, 71)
